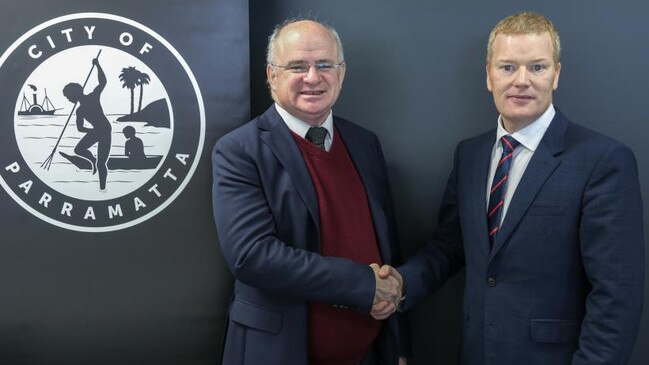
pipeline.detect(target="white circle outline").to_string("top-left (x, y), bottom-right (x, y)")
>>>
top-left (0, 12), bottom-right (205, 232)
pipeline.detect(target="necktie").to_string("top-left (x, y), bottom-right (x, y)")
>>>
top-left (305, 127), bottom-right (328, 150)
top-left (487, 135), bottom-right (520, 246)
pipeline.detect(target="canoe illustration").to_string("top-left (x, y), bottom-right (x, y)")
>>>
top-left (59, 152), bottom-right (162, 170)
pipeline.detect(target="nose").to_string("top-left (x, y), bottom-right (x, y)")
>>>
top-left (303, 65), bottom-right (321, 83)
top-left (514, 68), bottom-right (530, 87)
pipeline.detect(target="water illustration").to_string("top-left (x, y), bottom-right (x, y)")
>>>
top-left (13, 45), bottom-right (173, 201)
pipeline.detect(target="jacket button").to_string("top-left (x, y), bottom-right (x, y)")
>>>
top-left (487, 277), bottom-right (497, 287)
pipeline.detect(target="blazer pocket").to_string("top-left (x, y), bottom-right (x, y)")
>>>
top-left (229, 299), bottom-right (282, 334)
top-left (527, 205), bottom-right (565, 216)
top-left (530, 319), bottom-right (579, 343)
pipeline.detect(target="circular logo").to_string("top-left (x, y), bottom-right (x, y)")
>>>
top-left (0, 13), bottom-right (205, 232)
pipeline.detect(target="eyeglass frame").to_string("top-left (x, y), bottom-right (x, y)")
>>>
top-left (270, 61), bottom-right (345, 74)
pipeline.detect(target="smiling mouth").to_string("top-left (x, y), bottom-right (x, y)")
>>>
top-left (301, 91), bottom-right (325, 96)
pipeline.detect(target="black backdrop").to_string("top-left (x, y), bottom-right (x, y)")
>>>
top-left (0, 1), bottom-right (247, 364)
top-left (247, 1), bottom-right (649, 364)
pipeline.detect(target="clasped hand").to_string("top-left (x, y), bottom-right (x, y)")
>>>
top-left (370, 263), bottom-right (403, 320)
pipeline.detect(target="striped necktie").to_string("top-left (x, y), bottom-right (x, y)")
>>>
top-left (487, 135), bottom-right (520, 246)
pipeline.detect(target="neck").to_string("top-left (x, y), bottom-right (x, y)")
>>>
top-left (274, 102), bottom-right (329, 126)
top-left (306, 119), bottom-right (326, 127)
top-left (501, 118), bottom-right (533, 133)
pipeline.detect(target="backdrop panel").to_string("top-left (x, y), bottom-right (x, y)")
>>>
top-left (0, 0), bottom-right (247, 364)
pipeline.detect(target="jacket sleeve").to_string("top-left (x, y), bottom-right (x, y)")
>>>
top-left (572, 144), bottom-right (644, 364)
top-left (212, 135), bottom-right (377, 313)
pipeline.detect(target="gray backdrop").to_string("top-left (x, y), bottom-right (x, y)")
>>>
top-left (0, 1), bottom-right (646, 364)
top-left (249, 1), bottom-right (649, 364)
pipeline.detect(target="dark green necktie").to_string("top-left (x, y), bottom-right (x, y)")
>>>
top-left (305, 127), bottom-right (327, 150)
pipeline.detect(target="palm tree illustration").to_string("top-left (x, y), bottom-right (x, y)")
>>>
top-left (119, 66), bottom-right (139, 114)
top-left (136, 71), bottom-right (150, 112)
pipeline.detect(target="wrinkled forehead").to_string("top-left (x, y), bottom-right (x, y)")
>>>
top-left (275, 22), bottom-right (340, 62)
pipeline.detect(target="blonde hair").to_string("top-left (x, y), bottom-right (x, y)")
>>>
top-left (487, 12), bottom-right (560, 64)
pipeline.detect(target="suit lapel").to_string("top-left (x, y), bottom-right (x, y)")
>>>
top-left (469, 131), bottom-right (497, 256)
top-left (336, 119), bottom-right (392, 263)
top-left (490, 111), bottom-right (567, 257)
top-left (258, 107), bottom-right (321, 237)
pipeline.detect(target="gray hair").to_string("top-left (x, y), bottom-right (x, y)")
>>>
top-left (266, 18), bottom-right (345, 66)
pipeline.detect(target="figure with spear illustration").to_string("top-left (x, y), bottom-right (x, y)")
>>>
top-left (61, 55), bottom-right (112, 191)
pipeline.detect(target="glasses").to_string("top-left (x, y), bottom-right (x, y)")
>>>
top-left (271, 61), bottom-right (344, 74)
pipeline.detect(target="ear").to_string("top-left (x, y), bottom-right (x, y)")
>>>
top-left (553, 62), bottom-right (561, 90)
top-left (266, 63), bottom-right (277, 90)
top-left (486, 64), bottom-right (493, 92)
top-left (337, 62), bottom-right (346, 88)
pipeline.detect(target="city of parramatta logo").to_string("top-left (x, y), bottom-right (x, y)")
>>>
top-left (0, 13), bottom-right (205, 232)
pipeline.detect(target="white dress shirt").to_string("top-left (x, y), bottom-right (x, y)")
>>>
top-left (274, 103), bottom-right (334, 151)
top-left (486, 104), bottom-right (555, 223)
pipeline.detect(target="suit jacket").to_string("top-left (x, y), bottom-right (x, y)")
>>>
top-left (399, 109), bottom-right (644, 365)
top-left (212, 106), bottom-right (407, 364)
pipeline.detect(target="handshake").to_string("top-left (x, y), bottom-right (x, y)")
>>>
top-left (370, 263), bottom-right (404, 320)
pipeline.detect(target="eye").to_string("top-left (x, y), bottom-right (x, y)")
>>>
top-left (315, 62), bottom-right (335, 72)
top-left (530, 64), bottom-right (546, 73)
top-left (500, 64), bottom-right (515, 74)
top-left (286, 63), bottom-right (308, 73)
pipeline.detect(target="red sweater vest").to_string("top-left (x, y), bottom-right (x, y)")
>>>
top-left (292, 128), bottom-right (383, 365)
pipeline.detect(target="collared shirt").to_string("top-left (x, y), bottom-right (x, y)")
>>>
top-left (275, 103), bottom-right (334, 151)
top-left (486, 104), bottom-right (555, 223)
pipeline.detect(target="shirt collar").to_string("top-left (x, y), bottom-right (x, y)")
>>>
top-left (496, 104), bottom-right (555, 152)
top-left (274, 103), bottom-right (334, 140)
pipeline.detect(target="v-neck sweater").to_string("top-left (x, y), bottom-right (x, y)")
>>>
top-left (292, 128), bottom-right (383, 365)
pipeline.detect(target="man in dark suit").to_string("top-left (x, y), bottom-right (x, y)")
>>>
top-left (213, 19), bottom-right (407, 364)
top-left (376, 11), bottom-right (644, 364)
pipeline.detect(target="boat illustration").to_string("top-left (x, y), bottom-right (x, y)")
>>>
top-left (18, 85), bottom-right (60, 116)
top-left (58, 152), bottom-right (162, 170)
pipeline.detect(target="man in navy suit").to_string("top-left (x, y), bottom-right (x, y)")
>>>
top-left (376, 11), bottom-right (644, 364)
top-left (213, 19), bottom-right (407, 364)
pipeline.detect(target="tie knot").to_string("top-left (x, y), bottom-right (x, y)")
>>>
top-left (305, 127), bottom-right (328, 149)
top-left (500, 135), bottom-right (520, 153)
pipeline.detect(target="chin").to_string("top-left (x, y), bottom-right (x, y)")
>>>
top-left (300, 106), bottom-right (328, 116)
